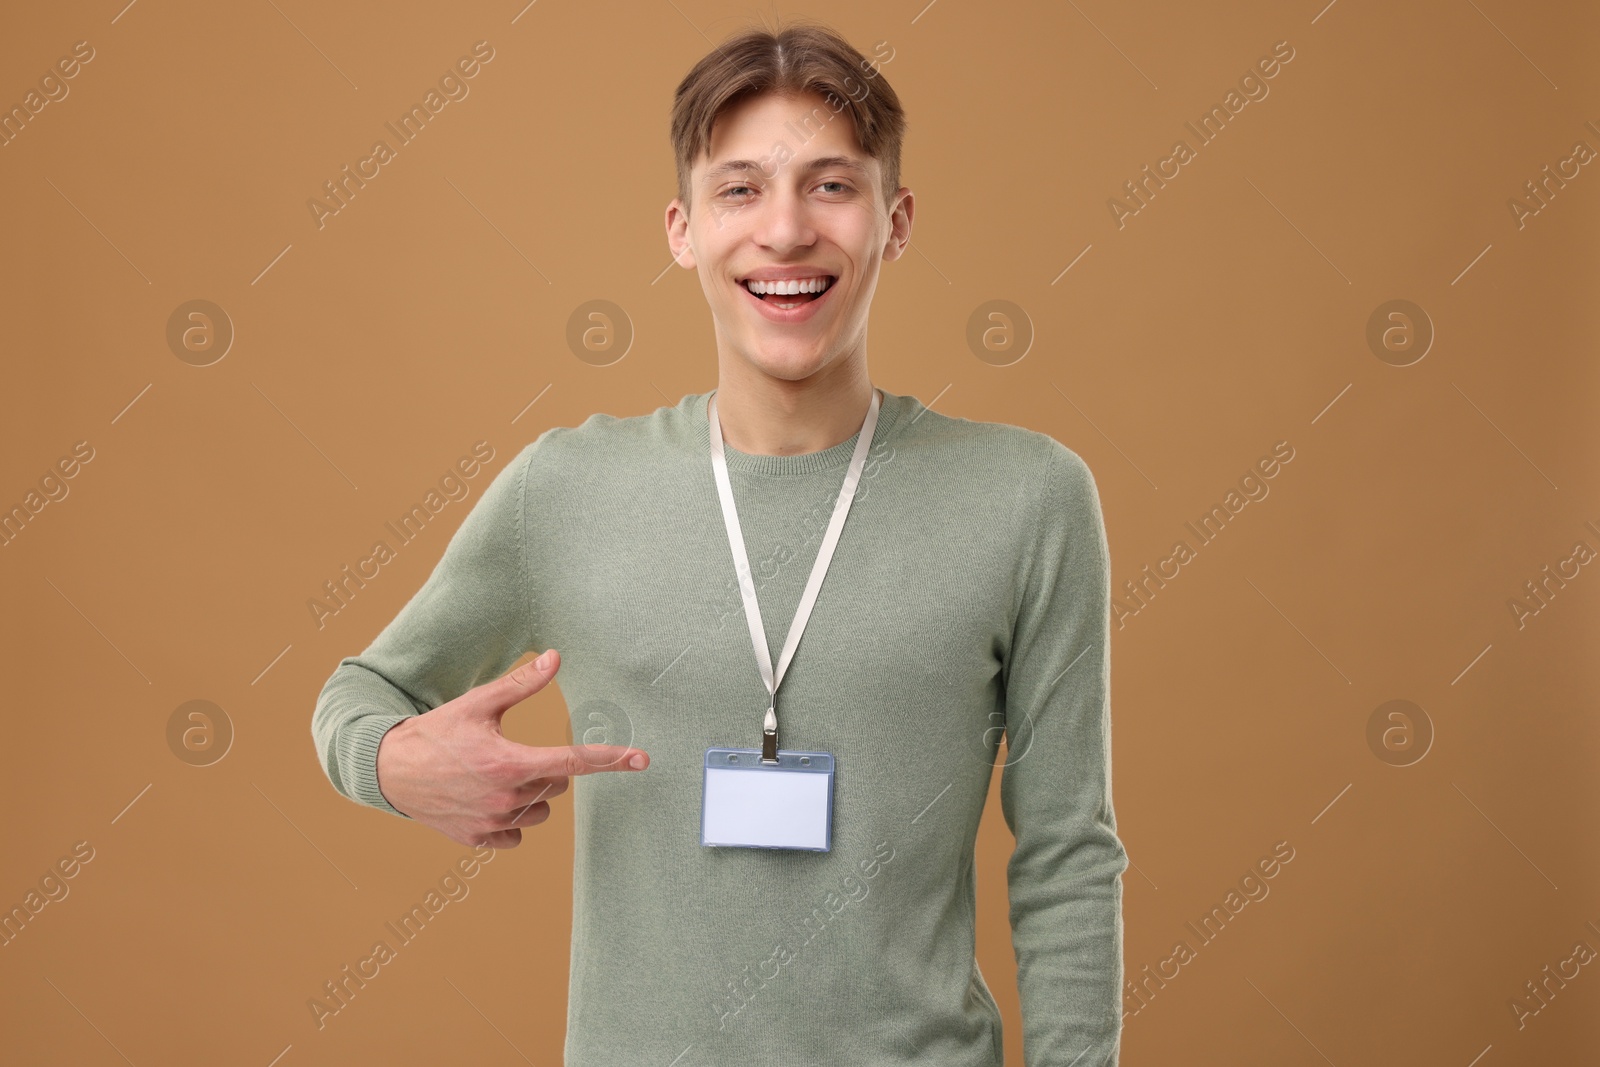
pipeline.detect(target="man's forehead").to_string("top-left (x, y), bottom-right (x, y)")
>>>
top-left (695, 91), bottom-right (871, 179)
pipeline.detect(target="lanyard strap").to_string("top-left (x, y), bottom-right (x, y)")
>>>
top-left (708, 387), bottom-right (882, 762)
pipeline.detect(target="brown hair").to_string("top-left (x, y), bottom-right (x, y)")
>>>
top-left (670, 17), bottom-right (907, 218)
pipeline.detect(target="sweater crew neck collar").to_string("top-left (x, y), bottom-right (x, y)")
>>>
top-left (690, 388), bottom-right (905, 476)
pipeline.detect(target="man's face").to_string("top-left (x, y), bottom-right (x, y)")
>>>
top-left (665, 90), bottom-right (913, 385)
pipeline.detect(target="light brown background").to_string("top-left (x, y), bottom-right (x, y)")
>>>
top-left (3, 0), bottom-right (1597, 1063)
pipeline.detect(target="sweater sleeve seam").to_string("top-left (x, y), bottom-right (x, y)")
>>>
top-left (514, 441), bottom-right (536, 655)
top-left (1011, 440), bottom-right (1058, 634)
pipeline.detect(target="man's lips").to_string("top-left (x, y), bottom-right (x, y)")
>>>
top-left (737, 275), bottom-right (837, 323)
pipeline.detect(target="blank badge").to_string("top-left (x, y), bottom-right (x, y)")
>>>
top-left (701, 748), bottom-right (835, 852)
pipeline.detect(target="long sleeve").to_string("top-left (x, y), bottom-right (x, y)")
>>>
top-left (310, 441), bottom-right (539, 819)
top-left (999, 440), bottom-right (1129, 1066)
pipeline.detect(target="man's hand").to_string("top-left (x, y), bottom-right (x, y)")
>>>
top-left (374, 649), bottom-right (648, 848)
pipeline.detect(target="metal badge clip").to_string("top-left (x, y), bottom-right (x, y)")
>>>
top-left (761, 704), bottom-right (779, 764)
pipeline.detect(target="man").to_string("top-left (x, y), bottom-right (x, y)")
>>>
top-left (312, 19), bottom-right (1127, 1066)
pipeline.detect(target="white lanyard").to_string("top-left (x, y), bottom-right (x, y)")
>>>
top-left (708, 387), bottom-right (881, 762)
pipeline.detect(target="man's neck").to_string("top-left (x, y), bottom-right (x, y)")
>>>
top-left (711, 361), bottom-right (876, 457)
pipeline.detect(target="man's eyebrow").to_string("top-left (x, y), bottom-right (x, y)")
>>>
top-left (701, 156), bottom-right (870, 185)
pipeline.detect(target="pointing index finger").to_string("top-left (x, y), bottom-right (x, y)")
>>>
top-left (564, 744), bottom-right (649, 775)
top-left (504, 742), bottom-right (650, 780)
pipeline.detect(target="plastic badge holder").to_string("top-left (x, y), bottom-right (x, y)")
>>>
top-left (701, 748), bottom-right (835, 852)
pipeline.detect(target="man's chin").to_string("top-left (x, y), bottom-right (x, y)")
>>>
top-left (740, 346), bottom-right (833, 382)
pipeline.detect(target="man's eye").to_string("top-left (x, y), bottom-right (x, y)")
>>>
top-left (720, 182), bottom-right (851, 199)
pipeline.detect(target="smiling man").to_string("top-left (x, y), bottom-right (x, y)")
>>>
top-left (312, 17), bottom-right (1127, 1067)
top-left (663, 79), bottom-right (898, 456)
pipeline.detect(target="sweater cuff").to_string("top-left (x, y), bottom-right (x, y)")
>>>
top-left (345, 713), bottom-right (414, 819)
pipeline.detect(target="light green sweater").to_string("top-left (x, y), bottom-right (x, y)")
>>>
top-left (311, 387), bottom-right (1127, 1065)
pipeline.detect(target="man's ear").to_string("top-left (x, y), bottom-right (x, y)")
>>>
top-left (665, 198), bottom-right (698, 271)
top-left (881, 187), bottom-right (914, 264)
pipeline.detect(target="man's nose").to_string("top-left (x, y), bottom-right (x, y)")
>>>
top-left (756, 186), bottom-right (816, 252)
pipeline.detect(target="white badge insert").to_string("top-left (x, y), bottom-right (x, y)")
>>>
top-left (700, 388), bottom-right (881, 854)
top-left (702, 749), bottom-right (835, 851)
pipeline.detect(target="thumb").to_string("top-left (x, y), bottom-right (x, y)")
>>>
top-left (467, 649), bottom-right (560, 723)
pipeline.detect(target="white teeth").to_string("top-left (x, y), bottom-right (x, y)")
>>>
top-left (743, 276), bottom-right (832, 296)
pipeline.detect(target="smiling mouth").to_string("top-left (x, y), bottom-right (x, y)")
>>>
top-left (739, 276), bottom-right (837, 310)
